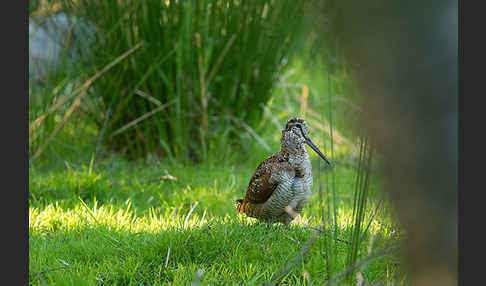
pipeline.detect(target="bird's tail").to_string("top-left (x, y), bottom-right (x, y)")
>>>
top-left (235, 199), bottom-right (245, 213)
top-left (236, 199), bottom-right (261, 216)
top-left (236, 200), bottom-right (250, 213)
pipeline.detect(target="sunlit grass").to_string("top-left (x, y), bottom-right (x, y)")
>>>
top-left (29, 154), bottom-right (404, 285)
top-left (29, 196), bottom-right (397, 239)
top-left (30, 209), bottom-right (402, 285)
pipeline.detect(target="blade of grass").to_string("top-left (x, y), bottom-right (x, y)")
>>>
top-left (206, 34), bottom-right (237, 85)
top-left (31, 41), bottom-right (145, 160)
top-left (228, 115), bottom-right (271, 152)
top-left (326, 247), bottom-right (393, 286)
top-left (110, 100), bottom-right (176, 137)
top-left (29, 41), bottom-right (145, 134)
top-left (346, 135), bottom-right (374, 283)
top-left (92, 108), bottom-right (112, 168)
top-left (265, 227), bottom-right (321, 286)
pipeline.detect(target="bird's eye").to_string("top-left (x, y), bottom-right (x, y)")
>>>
top-left (295, 124), bottom-right (305, 135)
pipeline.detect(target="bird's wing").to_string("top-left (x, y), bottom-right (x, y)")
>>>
top-left (243, 152), bottom-right (294, 204)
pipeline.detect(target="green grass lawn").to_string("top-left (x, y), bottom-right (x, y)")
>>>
top-left (29, 16), bottom-right (405, 283)
top-left (29, 150), bottom-right (405, 285)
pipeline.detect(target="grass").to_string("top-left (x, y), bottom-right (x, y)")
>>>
top-left (38, 0), bottom-right (309, 162)
top-left (29, 3), bottom-right (406, 283)
top-left (29, 149), bottom-right (405, 285)
top-left (28, 0), bottom-right (356, 165)
top-left (28, 51), bottom-right (407, 284)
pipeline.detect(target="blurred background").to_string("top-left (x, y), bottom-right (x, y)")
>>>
top-left (29, 0), bottom-right (457, 285)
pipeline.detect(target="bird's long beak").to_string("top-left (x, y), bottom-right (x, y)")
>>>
top-left (305, 137), bottom-right (331, 165)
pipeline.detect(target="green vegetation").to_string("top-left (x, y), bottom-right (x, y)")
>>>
top-left (30, 153), bottom-right (404, 285)
top-left (33, 0), bottom-right (308, 162)
top-left (29, 1), bottom-right (407, 285)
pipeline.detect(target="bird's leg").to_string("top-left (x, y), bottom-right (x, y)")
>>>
top-left (281, 217), bottom-right (292, 227)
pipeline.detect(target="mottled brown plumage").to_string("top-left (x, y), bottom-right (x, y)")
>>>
top-left (236, 117), bottom-right (330, 225)
top-left (244, 152), bottom-right (290, 203)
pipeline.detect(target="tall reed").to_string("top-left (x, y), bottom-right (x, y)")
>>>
top-left (59, 0), bottom-right (308, 162)
top-left (345, 135), bottom-right (373, 283)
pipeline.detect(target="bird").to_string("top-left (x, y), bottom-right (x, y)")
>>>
top-left (236, 117), bottom-right (330, 225)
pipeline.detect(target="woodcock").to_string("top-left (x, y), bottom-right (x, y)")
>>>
top-left (236, 117), bottom-right (331, 225)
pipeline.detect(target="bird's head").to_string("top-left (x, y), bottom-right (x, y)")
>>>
top-left (282, 117), bottom-right (330, 165)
